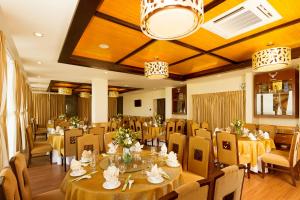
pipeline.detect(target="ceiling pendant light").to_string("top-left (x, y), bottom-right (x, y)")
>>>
top-left (141, 0), bottom-right (204, 40)
top-left (145, 58), bottom-right (169, 79)
top-left (252, 47), bottom-right (291, 72)
top-left (58, 87), bottom-right (72, 95)
top-left (79, 92), bottom-right (90, 98)
top-left (109, 91), bottom-right (119, 98)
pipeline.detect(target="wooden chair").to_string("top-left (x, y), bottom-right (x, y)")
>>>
top-left (31, 118), bottom-right (47, 141)
top-left (175, 120), bottom-right (185, 134)
top-left (129, 120), bottom-right (136, 131)
top-left (104, 132), bottom-right (116, 152)
top-left (216, 131), bottom-right (251, 178)
top-left (168, 133), bottom-right (186, 165)
top-left (0, 167), bottom-right (21, 200)
top-left (213, 165), bottom-right (245, 200)
top-left (243, 123), bottom-right (257, 133)
top-left (158, 122), bottom-right (173, 145)
top-left (111, 121), bottom-right (118, 132)
top-left (62, 129), bottom-right (83, 171)
top-left (9, 152), bottom-right (64, 200)
top-left (135, 121), bottom-right (142, 132)
top-left (191, 122), bottom-right (200, 137)
top-left (89, 127), bottom-right (105, 152)
top-left (195, 129), bottom-right (212, 140)
top-left (26, 126), bottom-right (52, 167)
top-left (201, 122), bottom-right (209, 130)
top-left (261, 132), bottom-right (300, 186)
top-left (142, 126), bottom-right (153, 146)
top-left (107, 121), bottom-right (112, 132)
top-left (159, 179), bottom-right (210, 200)
top-left (93, 122), bottom-right (109, 133)
top-left (77, 134), bottom-right (100, 160)
top-left (258, 124), bottom-right (276, 140)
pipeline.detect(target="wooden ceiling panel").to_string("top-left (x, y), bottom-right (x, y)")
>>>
top-left (98, 0), bottom-right (214, 26)
top-left (180, 0), bottom-right (300, 51)
top-left (213, 23), bottom-right (300, 62)
top-left (73, 17), bottom-right (151, 62)
top-left (170, 54), bottom-right (229, 75)
top-left (121, 41), bottom-right (199, 68)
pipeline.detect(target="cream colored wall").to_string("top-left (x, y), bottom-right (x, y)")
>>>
top-left (122, 89), bottom-right (165, 116)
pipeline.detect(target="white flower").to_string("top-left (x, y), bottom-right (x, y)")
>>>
top-left (126, 134), bottom-right (129, 138)
top-left (127, 139), bottom-right (132, 145)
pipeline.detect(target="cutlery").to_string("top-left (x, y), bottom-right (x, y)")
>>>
top-left (71, 171), bottom-right (98, 182)
top-left (128, 180), bottom-right (134, 190)
top-left (73, 175), bottom-right (91, 182)
top-left (121, 174), bottom-right (132, 192)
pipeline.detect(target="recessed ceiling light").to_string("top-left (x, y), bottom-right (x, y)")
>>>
top-left (33, 32), bottom-right (44, 37)
top-left (104, 71), bottom-right (108, 74)
top-left (99, 43), bottom-right (109, 49)
top-left (37, 61), bottom-right (42, 65)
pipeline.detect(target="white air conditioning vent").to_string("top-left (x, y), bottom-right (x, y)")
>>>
top-left (202, 0), bottom-right (282, 39)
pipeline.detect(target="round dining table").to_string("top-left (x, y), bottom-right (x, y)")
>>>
top-left (60, 151), bottom-right (183, 200)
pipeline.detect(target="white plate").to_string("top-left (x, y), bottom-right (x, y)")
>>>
top-left (166, 161), bottom-right (180, 168)
top-left (147, 176), bottom-right (164, 184)
top-left (70, 169), bottom-right (86, 177)
top-left (80, 158), bottom-right (91, 163)
top-left (102, 181), bottom-right (121, 190)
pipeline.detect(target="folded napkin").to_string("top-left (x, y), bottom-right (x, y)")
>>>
top-left (143, 122), bottom-right (148, 127)
top-left (258, 130), bottom-right (264, 135)
top-left (146, 164), bottom-right (164, 179)
top-left (130, 142), bottom-right (143, 153)
top-left (107, 142), bottom-right (118, 154)
top-left (167, 151), bottom-right (178, 164)
top-left (103, 165), bottom-right (119, 183)
top-left (56, 126), bottom-right (61, 132)
top-left (50, 128), bottom-right (56, 134)
top-left (243, 128), bottom-right (250, 135)
top-left (59, 129), bottom-right (64, 135)
top-left (159, 144), bottom-right (168, 157)
top-left (248, 133), bottom-right (256, 140)
top-left (70, 159), bottom-right (82, 172)
top-left (225, 127), bottom-right (231, 133)
top-left (263, 132), bottom-right (270, 139)
top-left (82, 150), bottom-right (92, 160)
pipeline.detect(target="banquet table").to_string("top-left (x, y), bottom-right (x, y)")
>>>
top-left (48, 134), bottom-right (66, 165)
top-left (60, 152), bottom-right (183, 200)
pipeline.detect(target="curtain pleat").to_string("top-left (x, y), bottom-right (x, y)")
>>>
top-left (32, 93), bottom-right (50, 127)
top-left (50, 94), bottom-right (65, 119)
top-left (108, 97), bottom-right (117, 119)
top-left (15, 63), bottom-right (22, 152)
top-left (192, 91), bottom-right (245, 131)
top-left (78, 97), bottom-right (91, 123)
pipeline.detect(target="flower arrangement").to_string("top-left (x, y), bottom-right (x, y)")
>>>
top-left (154, 113), bottom-right (163, 127)
top-left (69, 116), bottom-right (80, 128)
top-left (58, 114), bottom-right (66, 120)
top-left (231, 119), bottom-right (244, 135)
top-left (114, 127), bottom-right (140, 148)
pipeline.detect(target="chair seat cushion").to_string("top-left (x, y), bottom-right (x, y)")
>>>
top-left (33, 189), bottom-right (64, 200)
top-left (261, 150), bottom-right (290, 167)
top-left (182, 171), bottom-right (204, 184)
top-left (31, 143), bottom-right (52, 154)
top-left (239, 154), bottom-right (251, 165)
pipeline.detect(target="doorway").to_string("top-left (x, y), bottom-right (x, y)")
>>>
top-left (156, 98), bottom-right (165, 121)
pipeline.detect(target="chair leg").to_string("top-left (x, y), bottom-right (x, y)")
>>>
top-left (290, 167), bottom-right (297, 187)
top-left (64, 157), bottom-right (67, 172)
top-left (247, 163), bottom-right (251, 179)
top-left (49, 151), bottom-right (52, 165)
top-left (261, 160), bottom-right (265, 178)
top-left (295, 165), bottom-right (300, 180)
top-left (28, 154), bottom-right (32, 168)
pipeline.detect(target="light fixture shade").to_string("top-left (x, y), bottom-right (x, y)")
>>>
top-left (79, 92), bottom-right (90, 98)
top-left (141, 0), bottom-right (204, 40)
top-left (58, 87), bottom-right (72, 95)
top-left (252, 47), bottom-right (291, 72)
top-left (109, 91), bottom-right (119, 98)
top-left (145, 60), bottom-right (169, 79)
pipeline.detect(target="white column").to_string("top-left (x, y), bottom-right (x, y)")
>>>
top-left (92, 78), bottom-right (108, 123)
top-left (165, 87), bottom-right (172, 119)
top-left (245, 72), bottom-right (253, 123)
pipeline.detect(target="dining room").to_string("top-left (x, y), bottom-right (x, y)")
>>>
top-left (0, 0), bottom-right (300, 200)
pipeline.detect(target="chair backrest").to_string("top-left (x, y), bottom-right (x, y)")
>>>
top-left (191, 122), bottom-right (200, 137)
top-left (77, 134), bottom-right (100, 159)
top-left (89, 127), bottom-right (105, 152)
top-left (258, 124), bottom-right (276, 140)
top-left (111, 121), bottom-right (118, 132)
top-left (188, 136), bottom-right (211, 178)
top-left (135, 121), bottom-right (142, 132)
top-left (216, 131), bottom-right (239, 165)
top-left (9, 152), bottom-right (32, 200)
top-left (104, 132), bottom-right (116, 152)
top-left (201, 122), bottom-right (209, 130)
top-left (243, 123), bottom-right (257, 133)
top-left (93, 122), bottom-right (109, 133)
top-left (159, 179), bottom-right (210, 200)
top-left (166, 121), bottom-right (175, 140)
top-left (213, 165), bottom-right (245, 200)
top-left (25, 126), bottom-right (34, 151)
top-left (129, 120), bottom-right (136, 131)
top-left (289, 132), bottom-right (300, 167)
top-left (175, 120), bottom-right (185, 134)
top-left (64, 129), bottom-right (83, 157)
top-left (195, 129), bottom-right (212, 140)
top-left (0, 168), bottom-right (21, 200)
top-left (168, 133), bottom-right (186, 164)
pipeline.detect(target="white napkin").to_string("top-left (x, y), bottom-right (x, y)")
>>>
top-left (81, 150), bottom-right (92, 160)
top-left (146, 164), bottom-right (164, 179)
top-left (130, 142), bottom-right (143, 153)
top-left (263, 132), bottom-right (270, 139)
top-left (159, 144), bottom-right (168, 157)
top-left (143, 122), bottom-right (148, 127)
top-left (56, 126), bottom-right (61, 132)
top-left (59, 129), bottom-right (64, 135)
top-left (70, 159), bottom-right (82, 172)
top-left (103, 165), bottom-right (119, 183)
top-left (167, 151), bottom-right (178, 165)
top-left (107, 143), bottom-right (118, 154)
top-left (225, 127), bottom-right (231, 133)
top-left (243, 128), bottom-right (250, 135)
top-left (50, 128), bottom-right (56, 134)
top-left (258, 130), bottom-right (264, 135)
top-left (248, 133), bottom-right (256, 140)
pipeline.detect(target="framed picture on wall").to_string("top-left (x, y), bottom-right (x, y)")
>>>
top-left (134, 99), bottom-right (142, 107)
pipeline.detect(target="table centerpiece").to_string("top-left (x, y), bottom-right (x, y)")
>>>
top-left (231, 119), bottom-right (244, 136)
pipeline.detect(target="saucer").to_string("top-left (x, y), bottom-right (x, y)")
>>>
top-left (102, 181), bottom-right (121, 190)
top-left (70, 169), bottom-right (86, 177)
top-left (80, 158), bottom-right (91, 163)
top-left (166, 160), bottom-right (180, 167)
top-left (147, 176), bottom-right (164, 184)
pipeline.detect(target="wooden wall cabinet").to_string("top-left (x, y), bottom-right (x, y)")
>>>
top-left (254, 68), bottom-right (299, 118)
top-left (172, 86), bottom-right (187, 115)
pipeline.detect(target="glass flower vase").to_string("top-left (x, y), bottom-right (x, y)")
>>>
top-left (122, 147), bottom-right (132, 164)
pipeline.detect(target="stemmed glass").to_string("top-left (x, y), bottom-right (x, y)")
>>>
top-left (90, 150), bottom-right (98, 172)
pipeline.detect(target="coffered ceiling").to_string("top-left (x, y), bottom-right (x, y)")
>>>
top-left (59, 0), bottom-right (300, 80)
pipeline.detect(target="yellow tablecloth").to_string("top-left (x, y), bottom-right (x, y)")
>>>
top-left (60, 154), bottom-right (182, 200)
top-left (149, 127), bottom-right (165, 138)
top-left (48, 134), bottom-right (64, 152)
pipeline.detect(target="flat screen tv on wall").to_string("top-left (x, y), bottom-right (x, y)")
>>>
top-left (134, 99), bottom-right (142, 107)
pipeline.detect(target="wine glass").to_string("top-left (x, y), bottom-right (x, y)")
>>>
top-left (119, 164), bottom-right (126, 176)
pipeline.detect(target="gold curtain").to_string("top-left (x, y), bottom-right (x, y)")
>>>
top-left (192, 91), bottom-right (245, 131)
top-left (78, 97), bottom-right (91, 123)
top-left (26, 84), bottom-right (32, 124)
top-left (0, 32), bottom-right (8, 169)
top-left (14, 63), bottom-right (22, 152)
top-left (108, 97), bottom-right (117, 119)
top-left (50, 94), bottom-right (65, 119)
top-left (32, 93), bottom-right (50, 127)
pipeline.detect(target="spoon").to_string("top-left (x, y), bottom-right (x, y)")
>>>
top-left (128, 180), bottom-right (134, 190)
